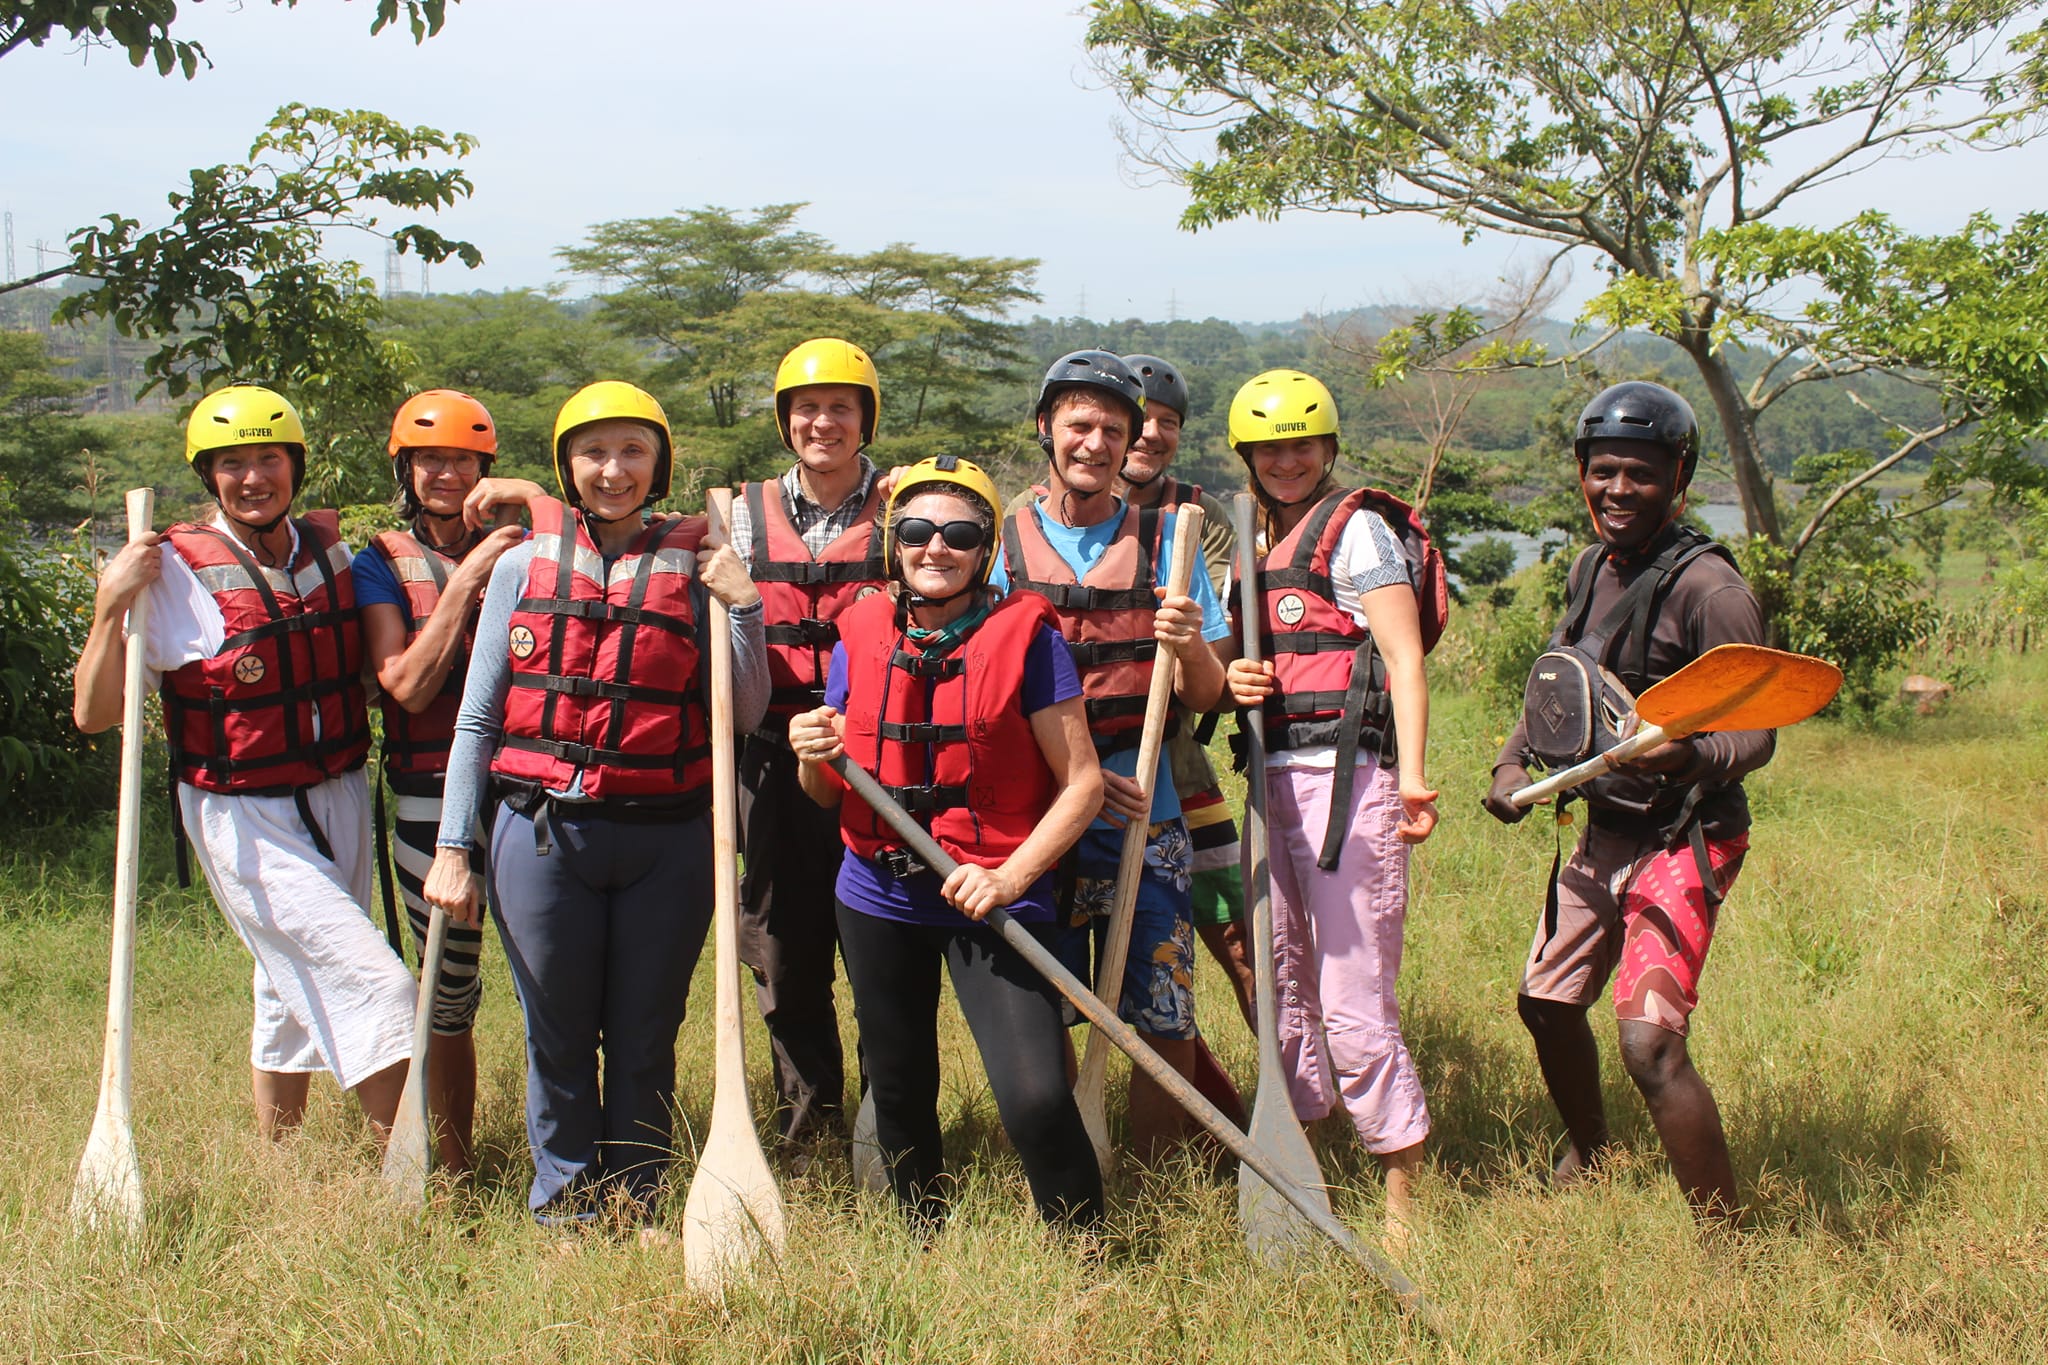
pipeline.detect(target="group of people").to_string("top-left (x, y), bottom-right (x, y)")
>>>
top-left (70, 336), bottom-right (1774, 1250)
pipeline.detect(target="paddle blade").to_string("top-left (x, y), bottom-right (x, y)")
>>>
top-left (1237, 1083), bottom-right (1333, 1263)
top-left (681, 1111), bottom-right (788, 1294)
top-left (849, 1090), bottom-right (889, 1196)
top-left (1635, 643), bottom-right (1843, 735)
top-left (71, 1108), bottom-right (144, 1237)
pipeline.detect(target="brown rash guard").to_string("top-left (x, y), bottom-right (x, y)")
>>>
top-left (1495, 526), bottom-right (1776, 838)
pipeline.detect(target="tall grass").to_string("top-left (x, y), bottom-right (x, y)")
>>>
top-left (4, 657), bottom-right (2045, 1362)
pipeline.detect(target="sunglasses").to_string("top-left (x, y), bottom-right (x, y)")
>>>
top-left (893, 517), bottom-right (989, 551)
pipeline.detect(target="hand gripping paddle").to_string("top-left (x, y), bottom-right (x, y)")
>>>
top-left (1512, 643), bottom-right (1843, 808)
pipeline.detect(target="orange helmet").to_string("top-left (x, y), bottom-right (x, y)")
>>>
top-left (389, 389), bottom-right (498, 457)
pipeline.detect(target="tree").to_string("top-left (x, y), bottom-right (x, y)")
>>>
top-left (558, 204), bottom-right (833, 431)
top-left (821, 246), bottom-right (1042, 441)
top-left (0, 331), bottom-right (101, 525)
top-left (379, 289), bottom-right (650, 485)
top-left (0, 1), bottom-right (449, 74)
top-left (1087, 0), bottom-right (2048, 556)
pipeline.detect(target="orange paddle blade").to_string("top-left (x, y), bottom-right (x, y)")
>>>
top-left (1634, 643), bottom-right (1843, 736)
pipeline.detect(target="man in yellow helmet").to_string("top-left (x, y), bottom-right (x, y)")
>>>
top-left (73, 384), bottom-right (416, 1151)
top-left (725, 338), bottom-right (892, 1157)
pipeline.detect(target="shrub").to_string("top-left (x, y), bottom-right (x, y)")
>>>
top-left (0, 535), bottom-right (116, 824)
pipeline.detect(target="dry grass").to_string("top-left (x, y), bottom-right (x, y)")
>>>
top-left (4, 657), bottom-right (2045, 1363)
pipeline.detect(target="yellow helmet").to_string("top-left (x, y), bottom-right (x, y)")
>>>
top-left (774, 337), bottom-right (880, 449)
top-left (1227, 369), bottom-right (1340, 452)
top-left (185, 384), bottom-right (307, 496)
top-left (885, 455), bottom-right (1002, 586)
top-left (552, 381), bottom-right (673, 504)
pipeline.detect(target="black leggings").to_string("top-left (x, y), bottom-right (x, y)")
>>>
top-left (836, 900), bottom-right (1102, 1228)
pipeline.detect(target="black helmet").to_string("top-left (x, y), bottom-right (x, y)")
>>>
top-left (1035, 350), bottom-right (1146, 454)
top-left (1121, 354), bottom-right (1188, 419)
top-left (1574, 381), bottom-right (1698, 478)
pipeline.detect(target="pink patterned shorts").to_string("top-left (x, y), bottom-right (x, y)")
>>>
top-left (1520, 823), bottom-right (1749, 1035)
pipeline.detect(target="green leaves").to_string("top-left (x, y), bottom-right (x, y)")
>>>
top-left (48, 104), bottom-right (479, 400)
top-left (0, 2), bottom-right (454, 76)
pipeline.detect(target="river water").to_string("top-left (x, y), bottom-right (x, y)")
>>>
top-left (1460, 502), bottom-right (1748, 574)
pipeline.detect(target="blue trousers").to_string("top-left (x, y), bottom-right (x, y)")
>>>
top-left (490, 803), bottom-right (714, 1219)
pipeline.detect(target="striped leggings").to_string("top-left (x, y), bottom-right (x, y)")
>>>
top-left (391, 790), bottom-right (488, 1035)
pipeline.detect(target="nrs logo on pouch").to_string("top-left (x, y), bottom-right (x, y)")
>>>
top-left (509, 624), bottom-right (537, 659)
top-left (1276, 593), bottom-right (1307, 626)
top-left (237, 427), bottom-right (275, 440)
top-left (232, 655), bottom-right (267, 685)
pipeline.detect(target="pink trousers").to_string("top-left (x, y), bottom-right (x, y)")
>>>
top-left (1264, 761), bottom-right (1430, 1154)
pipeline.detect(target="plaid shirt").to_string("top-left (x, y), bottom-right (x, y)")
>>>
top-left (729, 455), bottom-right (879, 570)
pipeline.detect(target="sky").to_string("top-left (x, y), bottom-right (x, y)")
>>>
top-left (4, 0), bottom-right (2046, 327)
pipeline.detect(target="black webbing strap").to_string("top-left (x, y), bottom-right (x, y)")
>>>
top-left (373, 772), bottom-right (404, 956)
top-left (1067, 637), bottom-right (1159, 667)
top-left (883, 782), bottom-right (968, 814)
top-left (765, 618), bottom-right (841, 647)
top-left (890, 649), bottom-right (963, 680)
top-left (999, 511), bottom-right (1157, 612)
top-left (879, 720), bottom-right (969, 744)
top-left (1316, 639), bottom-right (1380, 871)
top-left (293, 786), bottom-right (336, 864)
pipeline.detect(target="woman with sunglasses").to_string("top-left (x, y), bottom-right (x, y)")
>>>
top-left (788, 455), bottom-right (1106, 1230)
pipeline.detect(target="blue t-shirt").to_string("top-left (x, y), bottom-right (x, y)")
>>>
top-left (992, 500), bottom-right (1230, 837)
top-left (348, 542), bottom-right (407, 612)
top-left (824, 623), bottom-right (1080, 926)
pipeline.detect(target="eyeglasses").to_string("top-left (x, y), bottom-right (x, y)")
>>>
top-left (412, 452), bottom-right (482, 475)
top-left (893, 518), bottom-right (989, 551)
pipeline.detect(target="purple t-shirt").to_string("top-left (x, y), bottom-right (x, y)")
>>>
top-left (823, 621), bottom-right (1080, 926)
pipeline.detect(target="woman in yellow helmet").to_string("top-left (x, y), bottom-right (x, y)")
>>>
top-left (422, 381), bottom-right (769, 1235)
top-left (1224, 369), bottom-right (1441, 1255)
top-left (787, 455), bottom-right (1106, 1230)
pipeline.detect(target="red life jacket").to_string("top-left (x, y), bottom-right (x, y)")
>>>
top-left (742, 476), bottom-right (887, 726)
top-left (1000, 499), bottom-right (1168, 754)
top-left (490, 497), bottom-right (712, 804)
top-left (367, 526), bottom-right (476, 783)
top-left (1250, 487), bottom-right (1447, 870)
top-left (160, 512), bottom-right (371, 793)
top-left (837, 589), bottom-right (1059, 869)
top-left (1255, 486), bottom-right (1447, 758)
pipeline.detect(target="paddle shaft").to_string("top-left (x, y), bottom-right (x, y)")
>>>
top-left (1231, 497), bottom-right (1289, 1090)
top-left (73, 488), bottom-right (155, 1235)
top-left (705, 488), bottom-right (753, 1122)
top-left (101, 488), bottom-right (153, 1127)
top-left (1075, 503), bottom-right (1206, 1142)
top-left (829, 754), bottom-right (1436, 1325)
top-left (1510, 722), bottom-right (1670, 807)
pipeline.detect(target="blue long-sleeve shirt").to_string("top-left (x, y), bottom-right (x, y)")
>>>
top-left (436, 540), bottom-right (769, 850)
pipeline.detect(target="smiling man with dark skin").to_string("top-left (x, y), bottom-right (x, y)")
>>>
top-left (1483, 381), bottom-right (1775, 1223)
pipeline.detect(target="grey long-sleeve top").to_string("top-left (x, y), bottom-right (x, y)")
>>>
top-left (435, 539), bottom-right (769, 850)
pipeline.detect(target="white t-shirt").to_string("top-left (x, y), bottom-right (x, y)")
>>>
top-left (1265, 506), bottom-right (1412, 770)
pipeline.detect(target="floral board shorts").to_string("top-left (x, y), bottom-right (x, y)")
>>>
top-left (1053, 819), bottom-right (1198, 1039)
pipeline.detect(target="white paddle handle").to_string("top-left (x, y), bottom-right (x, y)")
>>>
top-left (106, 489), bottom-right (155, 1108)
top-left (1510, 723), bottom-right (1670, 808)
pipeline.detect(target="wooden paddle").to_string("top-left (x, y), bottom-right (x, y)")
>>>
top-left (1230, 493), bottom-right (1337, 1262)
top-left (1511, 643), bottom-right (1843, 808)
top-left (381, 898), bottom-right (448, 1205)
top-left (827, 752), bottom-right (1439, 1329)
top-left (682, 488), bottom-right (788, 1293)
top-left (71, 487), bottom-right (154, 1238)
top-left (1073, 501), bottom-right (1205, 1176)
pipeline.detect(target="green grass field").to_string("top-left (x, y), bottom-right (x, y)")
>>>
top-left (4, 656), bottom-right (2045, 1363)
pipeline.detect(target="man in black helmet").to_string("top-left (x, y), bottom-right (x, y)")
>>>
top-left (1481, 380), bottom-right (1774, 1222)
top-left (1114, 354), bottom-right (1257, 1038)
top-left (996, 349), bottom-right (1235, 1159)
